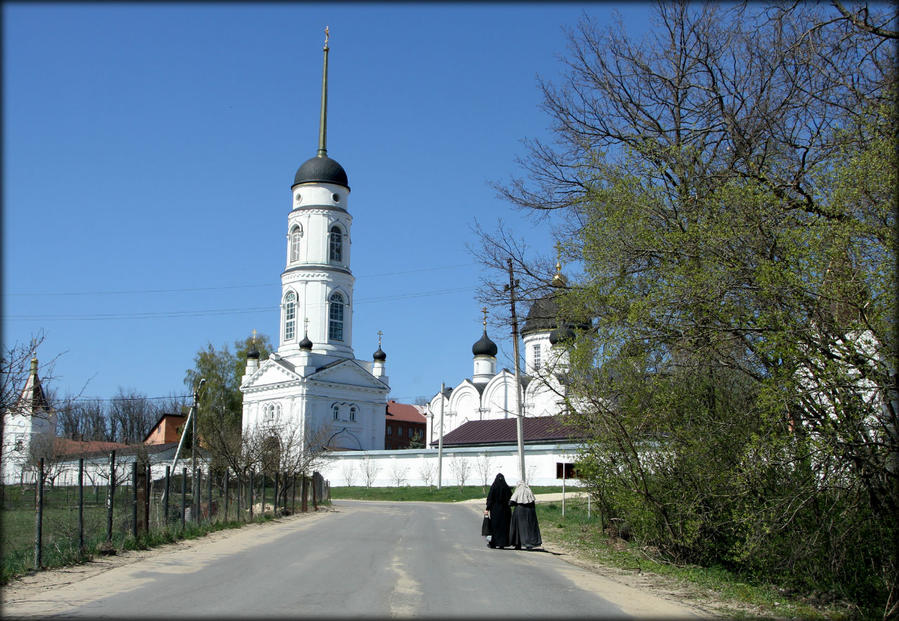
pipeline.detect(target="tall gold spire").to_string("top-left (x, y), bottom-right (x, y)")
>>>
top-left (481, 306), bottom-right (488, 330)
top-left (317, 26), bottom-right (330, 158)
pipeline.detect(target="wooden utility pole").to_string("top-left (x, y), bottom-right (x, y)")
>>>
top-left (505, 259), bottom-right (526, 483)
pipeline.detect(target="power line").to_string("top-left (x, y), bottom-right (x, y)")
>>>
top-left (7, 263), bottom-right (477, 298)
top-left (7, 286), bottom-right (475, 321)
top-left (57, 394), bottom-right (192, 403)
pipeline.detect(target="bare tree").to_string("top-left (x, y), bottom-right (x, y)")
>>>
top-left (449, 453), bottom-right (471, 490)
top-left (361, 456), bottom-right (380, 488)
top-left (341, 462), bottom-right (355, 487)
top-left (1, 333), bottom-right (49, 418)
top-left (109, 389), bottom-right (155, 444)
top-left (418, 459), bottom-right (436, 490)
top-left (390, 462), bottom-right (409, 487)
top-left (475, 452), bottom-right (495, 492)
top-left (239, 421), bottom-right (334, 508)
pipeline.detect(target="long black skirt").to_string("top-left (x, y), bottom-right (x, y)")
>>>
top-left (509, 502), bottom-right (542, 549)
top-left (487, 504), bottom-right (512, 548)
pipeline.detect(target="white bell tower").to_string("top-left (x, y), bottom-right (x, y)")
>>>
top-left (279, 27), bottom-right (355, 361)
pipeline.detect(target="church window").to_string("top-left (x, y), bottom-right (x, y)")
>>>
top-left (350, 406), bottom-right (357, 422)
top-left (329, 226), bottom-right (343, 263)
top-left (329, 292), bottom-right (345, 341)
top-left (289, 225), bottom-right (303, 263)
top-left (14, 436), bottom-right (24, 452)
top-left (332, 404), bottom-right (340, 421)
top-left (533, 343), bottom-right (542, 369)
top-left (408, 427), bottom-right (413, 438)
top-left (284, 292), bottom-right (297, 341)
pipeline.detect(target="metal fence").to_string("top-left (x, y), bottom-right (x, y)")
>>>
top-left (1, 452), bottom-right (330, 572)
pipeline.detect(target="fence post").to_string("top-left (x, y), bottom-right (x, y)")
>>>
top-left (223, 470), bottom-right (229, 523)
top-left (301, 476), bottom-right (308, 513)
top-left (194, 468), bottom-right (201, 523)
top-left (181, 467), bottom-right (187, 532)
top-left (236, 473), bottom-right (242, 522)
top-left (132, 462), bottom-right (138, 538)
top-left (291, 474), bottom-right (296, 514)
top-left (250, 470), bottom-right (256, 522)
top-left (106, 451), bottom-right (116, 542)
top-left (78, 458), bottom-right (84, 555)
top-left (144, 464), bottom-right (151, 533)
top-left (34, 458), bottom-right (44, 570)
top-left (207, 470), bottom-right (213, 522)
top-left (261, 474), bottom-right (267, 517)
top-left (274, 472), bottom-right (280, 516)
top-left (164, 466), bottom-right (171, 528)
top-left (312, 474), bottom-right (317, 510)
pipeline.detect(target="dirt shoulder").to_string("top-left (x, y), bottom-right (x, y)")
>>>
top-left (1, 510), bottom-right (331, 610)
top-left (463, 494), bottom-right (767, 618)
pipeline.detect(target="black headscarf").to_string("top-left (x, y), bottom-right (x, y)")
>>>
top-left (487, 473), bottom-right (512, 508)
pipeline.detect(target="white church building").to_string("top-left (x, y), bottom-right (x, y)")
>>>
top-left (1, 358), bottom-right (58, 485)
top-left (239, 33), bottom-right (389, 452)
top-left (240, 33), bottom-right (587, 487)
top-left (424, 267), bottom-right (583, 447)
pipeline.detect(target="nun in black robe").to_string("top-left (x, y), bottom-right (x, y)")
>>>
top-left (485, 473), bottom-right (512, 548)
top-left (509, 482), bottom-right (542, 550)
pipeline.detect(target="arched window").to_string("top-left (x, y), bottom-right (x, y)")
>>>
top-left (329, 292), bottom-right (345, 341)
top-left (349, 406), bottom-right (357, 422)
top-left (284, 291), bottom-right (297, 341)
top-left (289, 225), bottom-right (303, 263)
top-left (332, 404), bottom-right (340, 421)
top-left (329, 225), bottom-right (343, 263)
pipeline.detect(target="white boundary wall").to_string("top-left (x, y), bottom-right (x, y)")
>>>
top-left (319, 443), bottom-right (584, 488)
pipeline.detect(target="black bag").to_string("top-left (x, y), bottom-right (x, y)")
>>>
top-left (481, 515), bottom-right (492, 536)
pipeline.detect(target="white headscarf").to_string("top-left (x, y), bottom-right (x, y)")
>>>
top-left (511, 482), bottom-right (535, 504)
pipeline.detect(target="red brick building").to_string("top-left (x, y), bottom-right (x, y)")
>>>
top-left (384, 401), bottom-right (426, 450)
top-left (143, 412), bottom-right (187, 445)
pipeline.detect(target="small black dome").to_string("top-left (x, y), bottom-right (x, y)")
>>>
top-left (247, 344), bottom-right (260, 360)
top-left (373, 347), bottom-right (387, 362)
top-left (472, 330), bottom-right (498, 357)
top-left (549, 326), bottom-right (575, 345)
top-left (299, 335), bottom-right (313, 350)
top-left (293, 155), bottom-right (349, 188)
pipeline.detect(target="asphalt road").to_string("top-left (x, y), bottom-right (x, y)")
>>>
top-left (3, 500), bottom-right (699, 618)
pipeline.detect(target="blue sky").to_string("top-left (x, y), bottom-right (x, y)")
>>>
top-left (4, 3), bottom-right (653, 405)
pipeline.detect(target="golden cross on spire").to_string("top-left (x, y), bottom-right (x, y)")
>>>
top-left (324, 26), bottom-right (330, 49)
top-left (377, 330), bottom-right (383, 347)
top-left (251, 328), bottom-right (257, 344)
top-left (304, 317), bottom-right (310, 334)
top-left (481, 306), bottom-right (488, 329)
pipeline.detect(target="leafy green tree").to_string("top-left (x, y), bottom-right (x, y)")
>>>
top-left (184, 333), bottom-right (272, 471)
top-left (489, 2), bottom-right (897, 612)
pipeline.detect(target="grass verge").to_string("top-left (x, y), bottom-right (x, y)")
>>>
top-left (2, 510), bottom-right (289, 585)
top-left (537, 500), bottom-right (858, 620)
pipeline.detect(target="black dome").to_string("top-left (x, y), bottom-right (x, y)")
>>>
top-left (293, 155), bottom-right (349, 188)
top-left (522, 291), bottom-right (590, 336)
top-left (299, 335), bottom-right (313, 350)
top-left (549, 326), bottom-right (575, 345)
top-left (247, 344), bottom-right (260, 360)
top-left (472, 330), bottom-right (498, 357)
top-left (373, 347), bottom-right (387, 362)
